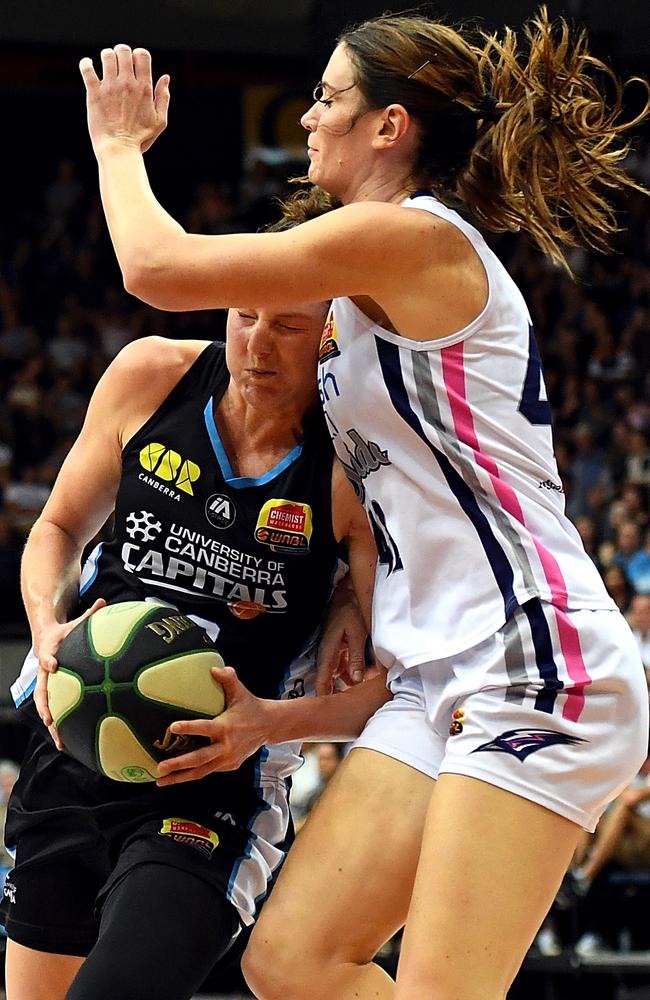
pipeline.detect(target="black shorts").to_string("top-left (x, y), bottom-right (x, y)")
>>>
top-left (1, 706), bottom-right (293, 955)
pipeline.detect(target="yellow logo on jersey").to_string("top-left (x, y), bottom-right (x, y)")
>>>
top-left (318, 309), bottom-right (340, 364)
top-left (255, 499), bottom-right (313, 554)
top-left (139, 443), bottom-right (201, 496)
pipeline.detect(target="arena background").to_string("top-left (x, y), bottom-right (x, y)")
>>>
top-left (1, 2), bottom-right (649, 997)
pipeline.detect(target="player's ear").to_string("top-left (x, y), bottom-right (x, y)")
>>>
top-left (372, 103), bottom-right (411, 150)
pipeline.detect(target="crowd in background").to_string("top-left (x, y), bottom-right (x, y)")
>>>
top-left (1, 130), bottom-right (650, 978)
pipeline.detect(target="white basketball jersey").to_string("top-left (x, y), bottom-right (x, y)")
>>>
top-left (319, 193), bottom-right (614, 672)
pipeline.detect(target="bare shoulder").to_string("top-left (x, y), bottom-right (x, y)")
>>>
top-left (93, 337), bottom-right (212, 445)
top-left (110, 336), bottom-right (210, 381)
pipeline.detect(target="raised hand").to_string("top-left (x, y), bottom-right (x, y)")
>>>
top-left (79, 45), bottom-right (170, 155)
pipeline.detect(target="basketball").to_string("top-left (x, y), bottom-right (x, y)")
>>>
top-left (47, 601), bottom-right (226, 783)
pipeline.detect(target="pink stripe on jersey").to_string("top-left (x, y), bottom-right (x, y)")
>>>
top-left (440, 342), bottom-right (590, 717)
top-left (552, 607), bottom-right (591, 721)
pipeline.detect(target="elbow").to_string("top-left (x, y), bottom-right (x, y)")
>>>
top-left (122, 259), bottom-right (164, 306)
top-left (121, 258), bottom-right (192, 312)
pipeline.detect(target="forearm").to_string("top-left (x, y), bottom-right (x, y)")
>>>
top-left (263, 673), bottom-right (390, 744)
top-left (21, 519), bottom-right (83, 635)
top-left (96, 142), bottom-right (185, 293)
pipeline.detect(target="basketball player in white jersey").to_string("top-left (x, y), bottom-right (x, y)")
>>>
top-left (79, 11), bottom-right (650, 998)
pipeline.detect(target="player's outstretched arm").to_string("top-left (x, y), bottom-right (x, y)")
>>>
top-left (79, 47), bottom-right (463, 320)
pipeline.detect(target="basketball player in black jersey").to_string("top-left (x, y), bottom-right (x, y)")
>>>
top-left (1, 298), bottom-right (386, 1000)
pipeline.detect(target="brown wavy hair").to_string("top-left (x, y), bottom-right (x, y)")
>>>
top-left (336, 7), bottom-right (650, 271)
top-left (264, 184), bottom-right (339, 232)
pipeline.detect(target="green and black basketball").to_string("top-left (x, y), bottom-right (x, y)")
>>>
top-left (48, 601), bottom-right (225, 783)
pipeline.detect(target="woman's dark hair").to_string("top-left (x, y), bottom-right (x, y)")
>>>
top-left (336, 7), bottom-right (650, 272)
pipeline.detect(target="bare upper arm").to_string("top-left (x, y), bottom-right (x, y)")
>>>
top-left (127, 203), bottom-right (487, 340)
top-left (38, 336), bottom-right (210, 548)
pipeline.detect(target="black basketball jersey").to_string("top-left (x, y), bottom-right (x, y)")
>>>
top-left (8, 342), bottom-right (342, 927)
top-left (75, 341), bottom-right (340, 701)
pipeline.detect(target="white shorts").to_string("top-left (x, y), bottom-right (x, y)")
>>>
top-left (355, 601), bottom-right (649, 832)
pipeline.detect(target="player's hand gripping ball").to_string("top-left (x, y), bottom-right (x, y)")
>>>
top-left (47, 601), bottom-right (225, 783)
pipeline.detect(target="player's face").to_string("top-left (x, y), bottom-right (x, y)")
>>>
top-left (301, 44), bottom-right (375, 200)
top-left (225, 303), bottom-right (328, 417)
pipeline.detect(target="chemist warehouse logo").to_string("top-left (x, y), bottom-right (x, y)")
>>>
top-left (138, 442), bottom-right (201, 502)
top-left (318, 310), bottom-right (340, 365)
top-left (255, 499), bottom-right (312, 554)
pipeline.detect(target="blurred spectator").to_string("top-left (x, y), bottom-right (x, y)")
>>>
top-left (574, 516), bottom-right (603, 573)
top-left (626, 430), bottom-right (650, 488)
top-left (44, 159), bottom-right (83, 221)
top-left (187, 181), bottom-right (239, 235)
top-left (557, 753), bottom-right (650, 956)
top-left (625, 530), bottom-right (650, 595)
top-left (0, 515), bottom-right (23, 624)
top-left (4, 463), bottom-right (51, 533)
top-left (629, 593), bottom-right (650, 669)
top-left (565, 424), bottom-right (610, 521)
top-left (603, 564), bottom-right (634, 614)
top-left (46, 314), bottom-right (89, 374)
top-left (0, 759), bottom-right (19, 868)
top-left (292, 743), bottom-right (344, 831)
top-left (612, 520), bottom-right (645, 578)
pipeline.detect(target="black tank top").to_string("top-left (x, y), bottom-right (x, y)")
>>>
top-left (77, 342), bottom-right (340, 701)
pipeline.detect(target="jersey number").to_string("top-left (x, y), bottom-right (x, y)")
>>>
top-left (518, 326), bottom-right (552, 426)
top-left (368, 500), bottom-right (403, 576)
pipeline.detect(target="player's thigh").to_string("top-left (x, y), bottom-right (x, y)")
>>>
top-left (396, 774), bottom-right (583, 1000)
top-left (248, 747), bottom-right (434, 965)
top-left (5, 939), bottom-right (84, 1000)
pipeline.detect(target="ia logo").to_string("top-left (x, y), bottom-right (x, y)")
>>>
top-left (205, 493), bottom-right (236, 529)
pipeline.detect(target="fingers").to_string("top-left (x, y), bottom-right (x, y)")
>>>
top-left (96, 45), bottom-right (150, 83)
top-left (133, 47), bottom-right (152, 83)
top-left (39, 652), bottom-right (58, 674)
top-left (100, 47), bottom-right (118, 81)
top-left (47, 722), bottom-right (64, 752)
top-left (79, 57), bottom-right (100, 92)
top-left (315, 641), bottom-right (340, 695)
top-left (34, 669), bottom-right (52, 727)
top-left (169, 718), bottom-right (218, 739)
top-left (34, 669), bottom-right (64, 750)
top-left (315, 672), bottom-right (335, 696)
top-left (210, 665), bottom-right (239, 702)
top-left (153, 74), bottom-right (171, 125)
top-left (157, 742), bottom-right (215, 778)
top-left (157, 761), bottom-right (217, 786)
top-left (76, 597), bottom-right (107, 624)
top-left (157, 743), bottom-right (231, 785)
top-left (114, 43), bottom-right (137, 79)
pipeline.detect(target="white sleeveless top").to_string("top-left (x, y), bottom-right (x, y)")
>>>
top-left (319, 193), bottom-right (614, 672)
